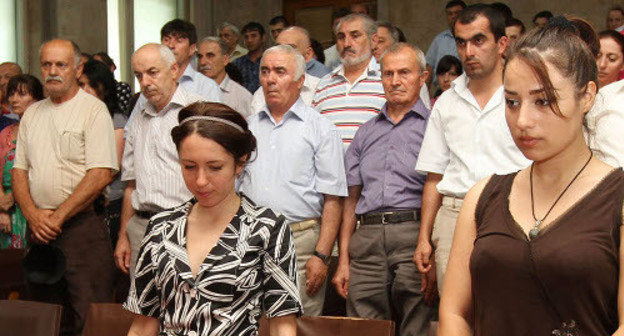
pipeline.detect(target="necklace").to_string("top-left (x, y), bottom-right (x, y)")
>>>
top-left (529, 151), bottom-right (593, 239)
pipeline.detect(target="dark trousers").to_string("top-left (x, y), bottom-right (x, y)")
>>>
top-left (347, 221), bottom-right (435, 336)
top-left (28, 210), bottom-right (115, 336)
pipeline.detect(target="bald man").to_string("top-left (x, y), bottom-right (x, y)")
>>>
top-left (277, 27), bottom-right (331, 78)
top-left (13, 39), bottom-right (117, 336)
top-left (114, 44), bottom-right (203, 277)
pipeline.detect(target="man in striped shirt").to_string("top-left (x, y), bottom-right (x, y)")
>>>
top-left (312, 14), bottom-right (386, 149)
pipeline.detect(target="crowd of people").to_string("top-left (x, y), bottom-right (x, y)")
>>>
top-left (2, 1), bottom-right (624, 336)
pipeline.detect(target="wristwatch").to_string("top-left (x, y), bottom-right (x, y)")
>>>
top-left (313, 250), bottom-right (331, 265)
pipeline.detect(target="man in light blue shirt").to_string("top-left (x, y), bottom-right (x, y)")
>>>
top-left (425, 0), bottom-right (466, 86)
top-left (240, 45), bottom-right (347, 316)
top-left (127, 19), bottom-right (221, 125)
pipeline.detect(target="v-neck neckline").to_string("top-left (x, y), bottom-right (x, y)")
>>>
top-left (504, 168), bottom-right (621, 242)
top-left (177, 198), bottom-right (245, 282)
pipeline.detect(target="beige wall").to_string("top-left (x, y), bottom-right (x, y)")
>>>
top-left (390, 0), bottom-right (620, 53)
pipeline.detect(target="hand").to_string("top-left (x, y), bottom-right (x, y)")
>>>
top-left (0, 212), bottom-right (11, 234)
top-left (0, 193), bottom-right (14, 211)
top-left (414, 239), bottom-right (433, 273)
top-left (305, 255), bottom-right (329, 296)
top-left (332, 260), bottom-right (350, 299)
top-left (420, 258), bottom-right (438, 306)
top-left (26, 209), bottom-right (58, 244)
top-left (115, 232), bottom-right (132, 274)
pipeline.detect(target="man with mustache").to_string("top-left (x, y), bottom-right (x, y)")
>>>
top-left (12, 39), bottom-right (118, 336)
top-left (240, 45), bottom-right (347, 316)
top-left (334, 43), bottom-right (436, 336)
top-left (312, 14), bottom-right (386, 149)
top-left (128, 19), bottom-right (221, 123)
top-left (197, 36), bottom-right (252, 117)
top-left (114, 43), bottom-right (203, 277)
top-left (413, 4), bottom-right (530, 293)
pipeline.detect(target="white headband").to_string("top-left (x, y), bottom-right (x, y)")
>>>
top-left (180, 116), bottom-right (245, 133)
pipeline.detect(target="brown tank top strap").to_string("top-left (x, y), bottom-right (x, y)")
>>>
top-left (475, 173), bottom-right (518, 229)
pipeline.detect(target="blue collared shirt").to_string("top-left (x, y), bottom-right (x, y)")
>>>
top-left (306, 59), bottom-right (331, 78)
top-left (178, 65), bottom-right (222, 102)
top-left (239, 98), bottom-right (348, 223)
top-left (425, 29), bottom-right (458, 77)
top-left (345, 100), bottom-right (430, 214)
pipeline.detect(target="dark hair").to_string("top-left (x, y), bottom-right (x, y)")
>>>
top-left (242, 22), bottom-right (265, 36)
top-left (453, 4), bottom-right (506, 41)
top-left (171, 102), bottom-right (257, 165)
top-left (161, 19), bottom-right (198, 45)
top-left (396, 27), bottom-right (407, 42)
top-left (333, 8), bottom-right (351, 21)
top-left (93, 52), bottom-right (116, 70)
top-left (310, 38), bottom-right (326, 64)
top-left (599, 29), bottom-right (624, 56)
top-left (81, 52), bottom-right (92, 60)
top-left (506, 17), bottom-right (526, 33)
top-left (225, 63), bottom-right (246, 87)
top-left (569, 16), bottom-right (600, 57)
top-left (490, 2), bottom-right (512, 21)
top-left (446, 0), bottom-right (467, 9)
top-left (6, 75), bottom-right (44, 102)
top-left (82, 59), bottom-right (119, 116)
top-left (610, 5), bottom-right (624, 16)
top-left (505, 16), bottom-right (597, 117)
top-left (269, 16), bottom-right (289, 27)
top-left (436, 55), bottom-right (463, 76)
top-left (533, 10), bottom-right (553, 23)
top-left (376, 21), bottom-right (400, 43)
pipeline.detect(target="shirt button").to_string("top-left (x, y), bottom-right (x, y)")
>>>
top-left (189, 331), bottom-right (197, 336)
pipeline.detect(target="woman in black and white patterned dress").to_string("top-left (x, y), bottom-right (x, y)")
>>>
top-left (124, 102), bottom-right (302, 336)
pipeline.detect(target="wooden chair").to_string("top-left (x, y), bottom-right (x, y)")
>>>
top-left (81, 303), bottom-right (136, 336)
top-left (259, 315), bottom-right (395, 336)
top-left (0, 249), bottom-right (26, 300)
top-left (0, 299), bottom-right (62, 336)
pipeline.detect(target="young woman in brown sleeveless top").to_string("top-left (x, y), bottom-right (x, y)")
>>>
top-left (439, 17), bottom-right (624, 336)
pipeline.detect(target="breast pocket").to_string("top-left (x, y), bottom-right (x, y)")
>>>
top-left (60, 131), bottom-right (85, 163)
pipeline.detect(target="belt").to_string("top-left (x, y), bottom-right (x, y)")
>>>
top-left (135, 210), bottom-right (159, 220)
top-left (289, 218), bottom-right (320, 232)
top-left (359, 209), bottom-right (421, 225)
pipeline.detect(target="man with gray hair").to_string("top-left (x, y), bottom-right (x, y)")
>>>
top-left (197, 37), bottom-right (252, 116)
top-left (312, 14), bottom-right (386, 149)
top-left (240, 45), bottom-right (347, 315)
top-left (13, 39), bottom-right (117, 336)
top-left (250, 26), bottom-right (327, 113)
top-left (219, 22), bottom-right (248, 62)
top-left (114, 43), bottom-right (203, 277)
top-left (333, 43), bottom-right (436, 335)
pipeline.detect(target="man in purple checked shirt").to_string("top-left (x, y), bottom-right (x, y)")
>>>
top-left (332, 43), bottom-right (437, 336)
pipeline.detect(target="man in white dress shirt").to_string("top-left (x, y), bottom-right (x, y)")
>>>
top-left (197, 37), bottom-right (252, 117)
top-left (114, 44), bottom-right (203, 276)
top-left (413, 4), bottom-right (530, 292)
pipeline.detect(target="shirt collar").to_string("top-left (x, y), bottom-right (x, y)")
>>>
top-left (451, 73), bottom-right (504, 111)
top-left (179, 64), bottom-right (196, 82)
top-left (332, 56), bottom-right (379, 79)
top-left (442, 29), bottom-right (454, 38)
top-left (219, 74), bottom-right (231, 92)
top-left (143, 85), bottom-right (187, 116)
top-left (378, 99), bottom-right (430, 124)
top-left (259, 97), bottom-right (307, 124)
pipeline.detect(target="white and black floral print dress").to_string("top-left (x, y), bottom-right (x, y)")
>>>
top-left (124, 195), bottom-right (303, 336)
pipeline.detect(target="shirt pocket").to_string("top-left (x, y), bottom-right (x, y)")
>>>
top-left (60, 131), bottom-right (85, 163)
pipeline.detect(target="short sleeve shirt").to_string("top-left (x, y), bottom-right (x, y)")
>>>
top-left (13, 89), bottom-right (118, 209)
top-left (124, 195), bottom-right (303, 336)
